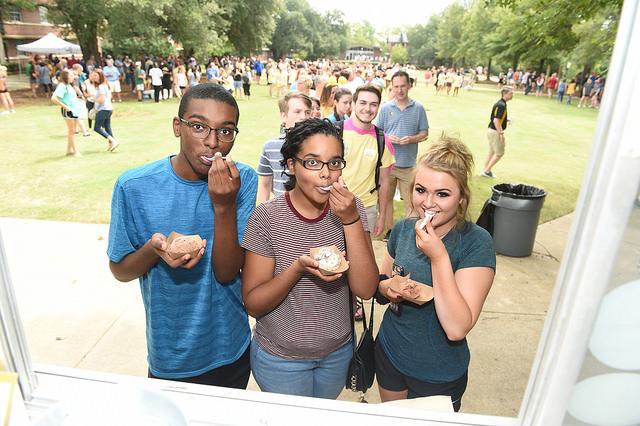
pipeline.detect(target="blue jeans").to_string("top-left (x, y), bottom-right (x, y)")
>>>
top-left (250, 338), bottom-right (352, 399)
top-left (94, 110), bottom-right (113, 139)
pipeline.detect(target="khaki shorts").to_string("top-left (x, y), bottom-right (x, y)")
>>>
top-left (364, 205), bottom-right (377, 234)
top-left (487, 129), bottom-right (505, 156)
top-left (108, 80), bottom-right (121, 93)
top-left (388, 166), bottom-right (415, 217)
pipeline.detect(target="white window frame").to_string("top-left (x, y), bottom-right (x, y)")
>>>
top-left (1, 0), bottom-right (639, 423)
top-left (8, 8), bottom-right (22, 22)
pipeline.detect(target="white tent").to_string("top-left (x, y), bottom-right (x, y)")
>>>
top-left (17, 32), bottom-right (82, 55)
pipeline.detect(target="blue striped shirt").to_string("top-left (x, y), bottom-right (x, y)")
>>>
top-left (256, 136), bottom-right (288, 196)
top-left (377, 99), bottom-right (429, 168)
top-left (107, 157), bottom-right (257, 378)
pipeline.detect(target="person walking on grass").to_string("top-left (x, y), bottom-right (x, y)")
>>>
top-left (481, 86), bottom-right (513, 178)
top-left (91, 69), bottom-right (121, 152)
top-left (51, 69), bottom-right (82, 156)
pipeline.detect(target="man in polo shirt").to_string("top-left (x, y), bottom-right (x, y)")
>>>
top-left (103, 58), bottom-right (122, 103)
top-left (256, 92), bottom-right (311, 203)
top-left (342, 84), bottom-right (394, 236)
top-left (377, 70), bottom-right (429, 229)
top-left (481, 86), bottom-right (514, 178)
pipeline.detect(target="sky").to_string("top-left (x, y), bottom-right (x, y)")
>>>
top-left (306, 0), bottom-right (455, 31)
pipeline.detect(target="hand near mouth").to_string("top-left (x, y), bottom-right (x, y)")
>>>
top-left (328, 177), bottom-right (359, 226)
top-left (208, 152), bottom-right (240, 208)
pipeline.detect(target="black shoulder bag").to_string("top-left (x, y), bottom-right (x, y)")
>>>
top-left (345, 292), bottom-right (376, 399)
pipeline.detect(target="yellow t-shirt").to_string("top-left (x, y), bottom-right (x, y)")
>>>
top-left (341, 119), bottom-right (395, 208)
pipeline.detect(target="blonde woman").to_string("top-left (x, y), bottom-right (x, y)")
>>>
top-left (375, 136), bottom-right (495, 412)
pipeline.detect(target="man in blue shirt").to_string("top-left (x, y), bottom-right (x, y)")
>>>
top-left (377, 70), bottom-right (429, 232)
top-left (107, 84), bottom-right (257, 388)
top-left (102, 57), bottom-right (122, 103)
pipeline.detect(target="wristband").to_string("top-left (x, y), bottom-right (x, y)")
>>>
top-left (342, 216), bottom-right (361, 226)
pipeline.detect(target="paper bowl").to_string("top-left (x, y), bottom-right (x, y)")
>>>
top-left (166, 231), bottom-right (203, 260)
top-left (310, 245), bottom-right (349, 276)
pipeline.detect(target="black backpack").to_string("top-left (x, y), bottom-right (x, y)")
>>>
top-left (335, 120), bottom-right (386, 194)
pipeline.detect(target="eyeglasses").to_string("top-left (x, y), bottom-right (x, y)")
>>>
top-left (179, 118), bottom-right (239, 143)
top-left (293, 157), bottom-right (346, 171)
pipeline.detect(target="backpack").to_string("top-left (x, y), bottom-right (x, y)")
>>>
top-left (335, 120), bottom-right (385, 194)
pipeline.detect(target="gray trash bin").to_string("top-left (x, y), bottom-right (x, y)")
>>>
top-left (489, 183), bottom-right (546, 257)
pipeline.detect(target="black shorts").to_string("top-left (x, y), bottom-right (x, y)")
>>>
top-left (148, 345), bottom-right (250, 389)
top-left (375, 339), bottom-right (468, 412)
top-left (61, 108), bottom-right (78, 119)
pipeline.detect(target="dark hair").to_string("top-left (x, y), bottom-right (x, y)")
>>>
top-left (353, 84), bottom-right (382, 103)
top-left (332, 87), bottom-right (352, 117)
top-left (391, 70), bottom-right (410, 85)
top-left (280, 118), bottom-right (344, 191)
top-left (178, 83), bottom-right (239, 123)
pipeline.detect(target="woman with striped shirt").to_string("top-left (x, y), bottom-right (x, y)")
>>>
top-left (242, 118), bottom-right (378, 399)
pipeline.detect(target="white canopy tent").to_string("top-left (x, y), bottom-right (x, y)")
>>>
top-left (17, 32), bottom-right (82, 55)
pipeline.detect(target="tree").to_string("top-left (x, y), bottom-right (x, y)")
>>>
top-left (435, 2), bottom-right (466, 65)
top-left (408, 15), bottom-right (440, 66)
top-left (457, 1), bottom-right (497, 67)
top-left (569, 7), bottom-right (619, 75)
top-left (390, 45), bottom-right (408, 64)
top-left (348, 20), bottom-right (378, 47)
top-left (269, 0), bottom-right (348, 60)
top-left (47, 0), bottom-right (107, 59)
top-left (225, 0), bottom-right (282, 56)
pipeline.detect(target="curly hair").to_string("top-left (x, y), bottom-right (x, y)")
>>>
top-left (280, 118), bottom-right (344, 191)
top-left (412, 133), bottom-right (475, 225)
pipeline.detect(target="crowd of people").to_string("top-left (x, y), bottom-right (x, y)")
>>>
top-left (97, 50), bottom-right (497, 411)
top-left (495, 67), bottom-right (606, 108)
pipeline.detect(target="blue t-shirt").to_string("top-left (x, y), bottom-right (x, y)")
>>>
top-left (103, 65), bottom-right (121, 82)
top-left (377, 99), bottom-right (428, 168)
top-left (107, 157), bottom-right (257, 379)
top-left (378, 219), bottom-right (496, 383)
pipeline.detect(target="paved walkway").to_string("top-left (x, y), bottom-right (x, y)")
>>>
top-left (0, 213), bottom-right (570, 416)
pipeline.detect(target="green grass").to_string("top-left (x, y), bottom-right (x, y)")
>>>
top-left (0, 84), bottom-right (599, 224)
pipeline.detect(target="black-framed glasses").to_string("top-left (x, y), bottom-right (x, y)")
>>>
top-left (179, 118), bottom-right (238, 143)
top-left (293, 156), bottom-right (346, 171)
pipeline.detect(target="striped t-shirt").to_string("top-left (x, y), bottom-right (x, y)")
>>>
top-left (242, 192), bottom-right (368, 359)
top-left (256, 136), bottom-right (288, 197)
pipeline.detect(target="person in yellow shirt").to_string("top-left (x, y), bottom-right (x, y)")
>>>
top-left (566, 79), bottom-right (577, 105)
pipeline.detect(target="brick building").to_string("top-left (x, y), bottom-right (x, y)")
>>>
top-left (1, 4), bottom-right (67, 62)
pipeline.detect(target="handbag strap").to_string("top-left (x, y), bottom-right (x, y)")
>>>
top-left (348, 290), bottom-right (375, 356)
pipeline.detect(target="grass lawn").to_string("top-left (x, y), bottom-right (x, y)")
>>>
top-left (0, 84), bottom-right (599, 225)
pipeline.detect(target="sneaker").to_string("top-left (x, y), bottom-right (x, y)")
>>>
top-left (480, 171), bottom-right (495, 178)
top-left (109, 140), bottom-right (121, 152)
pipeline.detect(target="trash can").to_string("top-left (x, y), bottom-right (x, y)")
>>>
top-left (478, 183), bottom-right (546, 257)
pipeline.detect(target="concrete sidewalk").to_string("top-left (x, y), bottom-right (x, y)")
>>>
top-left (0, 214), bottom-right (570, 417)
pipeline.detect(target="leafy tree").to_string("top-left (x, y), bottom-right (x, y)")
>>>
top-left (225, 0), bottom-right (282, 56)
top-left (457, 1), bottom-right (497, 67)
top-left (348, 20), bottom-right (378, 47)
top-left (569, 7), bottom-right (619, 74)
top-left (390, 45), bottom-right (408, 64)
top-left (310, 9), bottom-right (348, 59)
top-left (269, 0), bottom-right (347, 60)
top-left (408, 15), bottom-right (440, 66)
top-left (435, 2), bottom-right (466, 65)
top-left (47, 0), bottom-right (108, 59)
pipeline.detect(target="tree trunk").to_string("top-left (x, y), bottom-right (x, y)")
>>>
top-left (73, 20), bottom-right (99, 60)
top-left (512, 54), bottom-right (520, 71)
top-left (538, 59), bottom-right (545, 72)
top-left (487, 57), bottom-right (492, 78)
